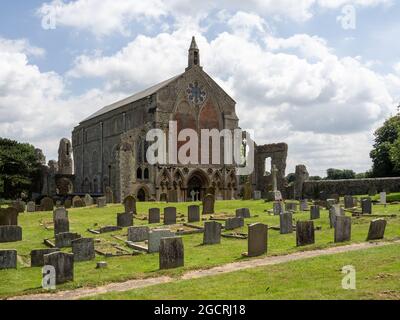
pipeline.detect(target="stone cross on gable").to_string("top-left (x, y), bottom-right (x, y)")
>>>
top-left (272, 165), bottom-right (278, 192)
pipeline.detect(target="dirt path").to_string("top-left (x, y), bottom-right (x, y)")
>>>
top-left (8, 240), bottom-right (399, 300)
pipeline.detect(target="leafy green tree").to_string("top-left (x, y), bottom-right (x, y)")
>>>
top-left (370, 114), bottom-right (400, 177)
top-left (326, 168), bottom-right (356, 180)
top-left (309, 176), bottom-right (322, 181)
top-left (0, 138), bottom-right (42, 199)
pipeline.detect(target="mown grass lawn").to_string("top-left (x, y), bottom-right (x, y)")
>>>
top-left (88, 243), bottom-right (400, 300)
top-left (1, 199), bottom-right (400, 299)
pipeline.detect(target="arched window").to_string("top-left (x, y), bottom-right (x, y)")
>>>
top-left (137, 167), bottom-right (143, 180)
top-left (144, 168), bottom-right (149, 180)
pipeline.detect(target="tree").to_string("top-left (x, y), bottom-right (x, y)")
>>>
top-left (370, 114), bottom-right (400, 177)
top-left (309, 176), bottom-right (322, 181)
top-left (326, 168), bottom-right (356, 180)
top-left (0, 138), bottom-right (42, 199)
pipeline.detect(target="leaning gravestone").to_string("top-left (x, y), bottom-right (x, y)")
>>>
top-left (148, 229), bottom-right (175, 253)
top-left (43, 252), bottom-right (74, 284)
top-left (159, 237), bottom-right (184, 270)
top-left (40, 197), bottom-right (54, 211)
top-left (362, 199), bottom-right (372, 215)
top-left (84, 194), bottom-right (94, 206)
top-left (367, 219), bottom-right (387, 241)
top-left (273, 201), bottom-right (284, 215)
top-left (72, 238), bottom-right (95, 262)
top-left (335, 216), bottom-right (352, 243)
top-left (280, 212), bottom-right (293, 234)
top-left (0, 207), bottom-right (18, 226)
top-left (128, 226), bottom-right (150, 242)
top-left (296, 221), bottom-right (315, 247)
top-left (27, 201), bottom-right (36, 212)
top-left (344, 196), bottom-right (354, 209)
top-left (124, 195), bottom-right (137, 214)
top-left (97, 197), bottom-right (107, 208)
top-left (30, 248), bottom-right (60, 267)
top-left (310, 205), bottom-right (320, 220)
top-left (202, 194), bottom-right (215, 215)
top-left (148, 208), bottom-right (161, 224)
top-left (0, 250), bottom-right (17, 270)
top-left (55, 232), bottom-right (81, 248)
top-left (188, 205), bottom-right (200, 223)
top-left (164, 207), bottom-right (177, 225)
top-left (236, 208), bottom-right (251, 218)
top-left (203, 221), bottom-right (221, 245)
top-left (225, 217), bottom-right (244, 230)
top-left (117, 212), bottom-right (133, 227)
top-left (245, 223), bottom-right (268, 257)
top-left (0, 226), bottom-right (22, 243)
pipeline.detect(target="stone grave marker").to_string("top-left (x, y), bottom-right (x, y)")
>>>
top-left (72, 196), bottom-right (85, 208)
top-left (310, 205), bottom-right (320, 220)
top-left (367, 219), bottom-right (387, 241)
top-left (30, 248), bottom-right (60, 267)
top-left (40, 197), bottom-right (54, 211)
top-left (188, 205), bottom-right (200, 223)
top-left (105, 187), bottom-right (114, 203)
top-left (0, 207), bottom-right (18, 226)
top-left (117, 212), bottom-right (133, 227)
top-left (97, 197), bottom-right (107, 208)
top-left (329, 207), bottom-right (337, 228)
top-left (127, 226), bottom-right (150, 242)
top-left (124, 195), bottom-right (137, 214)
top-left (203, 221), bottom-right (222, 245)
top-left (71, 238), bottom-right (95, 262)
top-left (335, 216), bottom-right (352, 243)
top-left (11, 200), bottom-right (26, 213)
top-left (280, 212), bottom-right (293, 234)
top-left (55, 232), bottom-right (81, 248)
top-left (299, 199), bottom-right (309, 211)
top-left (148, 229), bottom-right (175, 253)
top-left (53, 207), bottom-right (68, 221)
top-left (344, 195), bottom-right (354, 209)
top-left (64, 199), bottom-right (72, 209)
top-left (164, 207), bottom-right (177, 225)
top-left (159, 237), bottom-right (184, 270)
top-left (43, 252), bottom-right (74, 284)
top-left (0, 250), bottom-right (17, 270)
top-left (202, 194), bottom-right (215, 215)
top-left (0, 226), bottom-right (22, 243)
top-left (285, 202), bottom-right (297, 212)
top-left (148, 208), bottom-right (161, 224)
top-left (273, 201), bottom-right (284, 215)
top-left (253, 191), bottom-right (262, 200)
top-left (361, 199), bottom-right (372, 215)
top-left (84, 194), bottom-right (94, 206)
top-left (236, 208), bottom-right (251, 218)
top-left (326, 199), bottom-right (336, 210)
top-left (296, 221), bottom-right (315, 247)
top-left (379, 192), bottom-right (387, 205)
top-left (27, 201), bottom-right (36, 212)
top-left (225, 217), bottom-right (244, 230)
top-left (245, 223), bottom-right (268, 257)
top-left (54, 218), bottom-right (69, 236)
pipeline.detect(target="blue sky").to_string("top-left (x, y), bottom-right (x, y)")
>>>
top-left (1, 0), bottom-right (400, 176)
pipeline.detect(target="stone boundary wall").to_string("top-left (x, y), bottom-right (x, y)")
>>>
top-left (302, 177), bottom-right (400, 198)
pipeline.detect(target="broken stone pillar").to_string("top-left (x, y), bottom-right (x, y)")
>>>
top-left (296, 221), bottom-right (315, 247)
top-left (203, 221), bottom-right (222, 245)
top-left (294, 164), bottom-right (309, 200)
top-left (43, 252), bottom-right (74, 284)
top-left (367, 219), bottom-right (387, 241)
top-left (334, 216), bottom-right (352, 243)
top-left (159, 237), bottom-right (184, 270)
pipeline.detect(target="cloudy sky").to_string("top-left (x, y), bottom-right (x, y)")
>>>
top-left (1, 0), bottom-right (400, 176)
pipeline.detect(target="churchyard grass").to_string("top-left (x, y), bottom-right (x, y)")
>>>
top-left (1, 199), bottom-right (400, 298)
top-left (88, 242), bottom-right (400, 300)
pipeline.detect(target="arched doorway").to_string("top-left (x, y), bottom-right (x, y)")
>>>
top-left (137, 188), bottom-right (147, 202)
top-left (187, 170), bottom-right (208, 201)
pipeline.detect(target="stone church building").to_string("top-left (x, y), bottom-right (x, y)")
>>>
top-left (71, 37), bottom-right (288, 202)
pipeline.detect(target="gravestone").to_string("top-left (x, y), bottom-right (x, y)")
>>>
top-left (236, 208), bottom-right (251, 218)
top-left (27, 201), bottom-right (36, 212)
top-left (97, 197), bottom-right (107, 208)
top-left (225, 217), bottom-right (244, 230)
top-left (253, 191), bottom-right (262, 200)
top-left (71, 238), bottom-right (95, 262)
top-left (299, 199), bottom-right (309, 211)
top-left (188, 205), bottom-right (200, 223)
top-left (280, 212), bottom-right (293, 234)
top-left (54, 218), bottom-right (69, 236)
top-left (40, 197), bottom-right (54, 211)
top-left (326, 199), bottom-right (336, 210)
top-left (242, 182), bottom-right (252, 200)
top-left (105, 187), bottom-right (114, 203)
top-left (285, 202), bottom-right (297, 212)
top-left (159, 237), bottom-right (184, 270)
top-left (55, 201), bottom-right (62, 208)
top-left (55, 232), bottom-right (81, 248)
top-left (296, 221), bottom-right (315, 247)
top-left (12, 200), bottom-right (26, 213)
top-left (160, 193), bottom-right (168, 202)
top-left (367, 219), bottom-right (387, 241)
top-left (148, 229), bottom-right (175, 253)
top-left (53, 207), bottom-right (68, 221)
top-left (124, 195), bottom-right (137, 214)
top-left (64, 199), bottom-right (72, 209)
top-left (332, 204), bottom-right (344, 216)
top-left (148, 208), bottom-right (161, 224)
top-left (335, 216), bottom-right (352, 243)
top-left (164, 207), bottom-right (177, 225)
top-left (99, 226), bottom-right (122, 233)
top-left (127, 226), bottom-right (150, 242)
top-left (0, 207), bottom-right (18, 226)
top-left (117, 212), bottom-right (133, 227)
top-left (310, 205), bottom-right (320, 220)
top-left (273, 201), bottom-right (284, 215)
top-left (203, 221), bottom-right (222, 245)
top-left (30, 248), bottom-right (60, 267)
top-left (246, 223), bottom-right (268, 257)
top-left (0, 250), bottom-right (17, 270)
top-left (202, 194), bottom-right (215, 215)
top-left (72, 196), bottom-right (85, 208)
top-left (43, 252), bottom-right (74, 284)
top-left (379, 192), bottom-right (387, 205)
top-left (0, 226), bottom-right (22, 243)
top-left (344, 196), bottom-right (355, 209)
top-left (361, 199), bottom-right (372, 215)
top-left (329, 207), bottom-right (337, 228)
top-left (84, 194), bottom-right (94, 206)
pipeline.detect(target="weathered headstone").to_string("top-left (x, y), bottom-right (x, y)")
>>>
top-left (253, 191), bottom-right (262, 200)
top-left (285, 202), bottom-right (297, 212)
top-left (344, 195), bottom-right (355, 209)
top-left (159, 237), bottom-right (184, 270)
top-left (273, 201), bottom-right (284, 215)
top-left (40, 197), bottom-right (54, 211)
top-left (54, 218), bottom-right (70, 236)
top-left (164, 207), bottom-right (177, 225)
top-left (117, 212), bottom-right (133, 227)
top-left (84, 194), bottom-right (94, 206)
top-left (310, 205), bottom-right (320, 220)
top-left (280, 212), bottom-right (293, 234)
top-left (27, 201), bottom-right (36, 212)
top-left (242, 182), bottom-right (252, 200)
top-left (53, 207), bottom-right (68, 221)
top-left (0, 207), bottom-right (18, 226)
top-left (236, 208), bottom-right (251, 218)
top-left (203, 221), bottom-right (222, 245)
top-left (123, 195), bottom-right (137, 214)
top-left (43, 252), bottom-right (74, 284)
top-left (55, 232), bottom-right (81, 248)
top-left (379, 192), bottom-right (387, 205)
top-left (160, 193), bottom-right (168, 202)
top-left (99, 226), bottom-right (122, 233)
top-left (299, 199), bottom-right (309, 211)
top-left (64, 199), bottom-right (72, 209)
top-left (326, 199), bottom-right (336, 210)
top-left (148, 208), bottom-right (161, 224)
top-left (148, 229), bottom-right (175, 253)
top-left (72, 196), bottom-right (85, 208)
top-left (97, 197), bottom-right (107, 208)
top-left (30, 248), bottom-right (60, 267)
top-left (335, 216), bottom-right (352, 243)
top-left (367, 219), bottom-right (387, 241)
top-left (202, 194), bottom-right (215, 215)
top-left (361, 199), bottom-right (372, 215)
top-left (329, 207), bottom-right (337, 228)
top-left (0, 250), bottom-right (17, 270)
top-left (71, 238), bottom-right (95, 262)
top-left (105, 186), bottom-right (114, 203)
top-left (0, 226), bottom-right (22, 243)
top-left (246, 223), bottom-right (268, 257)
top-left (127, 226), bottom-right (150, 242)
top-left (188, 205), bottom-right (200, 223)
top-left (225, 217), bottom-right (244, 230)
top-left (296, 221), bottom-right (315, 247)
top-left (11, 200), bottom-right (26, 213)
